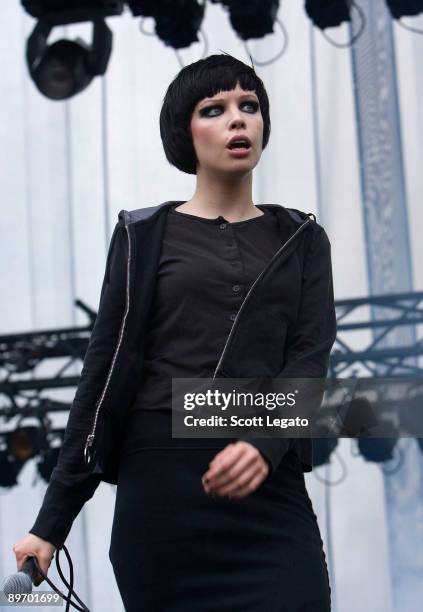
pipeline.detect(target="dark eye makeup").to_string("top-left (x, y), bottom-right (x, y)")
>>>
top-left (199, 100), bottom-right (259, 117)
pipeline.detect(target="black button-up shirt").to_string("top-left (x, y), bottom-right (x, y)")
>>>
top-left (129, 203), bottom-right (284, 414)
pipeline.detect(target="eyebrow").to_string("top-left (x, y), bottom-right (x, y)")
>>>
top-left (198, 93), bottom-right (258, 108)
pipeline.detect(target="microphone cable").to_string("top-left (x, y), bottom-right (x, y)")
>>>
top-left (30, 545), bottom-right (91, 612)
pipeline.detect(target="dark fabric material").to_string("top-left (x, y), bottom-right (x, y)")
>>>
top-left (125, 204), bottom-right (316, 478)
top-left (29, 202), bottom-right (337, 550)
top-left (122, 409), bottom-right (234, 453)
top-left (109, 444), bottom-right (331, 612)
top-left (29, 476), bottom-right (101, 549)
top-left (131, 203), bottom-right (282, 413)
top-left (239, 223), bottom-right (336, 477)
top-left (121, 408), bottom-right (288, 482)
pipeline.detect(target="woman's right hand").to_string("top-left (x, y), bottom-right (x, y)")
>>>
top-left (12, 534), bottom-right (56, 587)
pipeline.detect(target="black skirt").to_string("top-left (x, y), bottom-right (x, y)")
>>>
top-left (109, 411), bottom-right (331, 612)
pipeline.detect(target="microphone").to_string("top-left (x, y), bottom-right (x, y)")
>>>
top-left (3, 546), bottom-right (91, 612)
top-left (1, 557), bottom-right (38, 595)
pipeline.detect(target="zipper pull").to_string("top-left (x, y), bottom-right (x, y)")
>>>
top-left (84, 434), bottom-right (95, 466)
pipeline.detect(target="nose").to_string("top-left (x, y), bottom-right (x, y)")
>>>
top-left (231, 117), bottom-right (245, 129)
top-left (229, 115), bottom-right (246, 130)
top-left (228, 107), bottom-right (246, 130)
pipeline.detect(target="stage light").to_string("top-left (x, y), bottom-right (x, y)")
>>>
top-left (312, 438), bottom-right (338, 467)
top-left (0, 451), bottom-right (26, 488)
top-left (0, 426), bottom-right (63, 487)
top-left (305, 0), bottom-right (352, 29)
top-left (21, 0), bottom-right (123, 20)
top-left (217, 0), bottom-right (280, 40)
top-left (127, 0), bottom-right (206, 49)
top-left (126, 0), bottom-right (163, 17)
top-left (6, 425), bottom-right (44, 461)
top-left (338, 397), bottom-right (379, 438)
top-left (26, 18), bottom-right (112, 100)
top-left (385, 0), bottom-right (423, 19)
top-left (358, 436), bottom-right (397, 463)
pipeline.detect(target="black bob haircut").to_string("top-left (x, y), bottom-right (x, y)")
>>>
top-left (159, 53), bottom-right (271, 175)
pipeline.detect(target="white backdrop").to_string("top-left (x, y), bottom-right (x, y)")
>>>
top-left (1, 2), bottom-right (423, 611)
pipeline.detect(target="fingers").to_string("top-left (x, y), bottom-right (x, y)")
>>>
top-left (213, 462), bottom-right (265, 498)
top-left (17, 554), bottom-right (49, 586)
top-left (202, 442), bottom-right (269, 500)
top-left (33, 553), bottom-right (53, 585)
top-left (204, 449), bottom-right (256, 490)
top-left (203, 443), bottom-right (247, 487)
top-left (12, 537), bottom-right (55, 587)
top-left (224, 467), bottom-right (268, 499)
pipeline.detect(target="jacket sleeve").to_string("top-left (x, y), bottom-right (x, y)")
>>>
top-left (241, 224), bottom-right (337, 475)
top-left (29, 221), bottom-right (128, 549)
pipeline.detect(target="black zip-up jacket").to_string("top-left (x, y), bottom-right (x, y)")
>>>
top-left (30, 201), bottom-right (337, 548)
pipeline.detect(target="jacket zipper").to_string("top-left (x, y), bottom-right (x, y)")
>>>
top-left (212, 216), bottom-right (313, 379)
top-left (84, 220), bottom-right (132, 467)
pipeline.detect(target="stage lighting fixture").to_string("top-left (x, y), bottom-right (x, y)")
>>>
top-left (0, 451), bottom-right (26, 488)
top-left (21, 1), bottom-right (123, 23)
top-left (26, 18), bottom-right (112, 100)
top-left (358, 433), bottom-right (397, 463)
top-left (305, 0), bottom-right (352, 30)
top-left (6, 425), bottom-right (44, 461)
top-left (385, 0), bottom-right (423, 18)
top-left (216, 0), bottom-right (280, 40)
top-left (312, 438), bottom-right (338, 467)
top-left (127, 0), bottom-right (206, 49)
top-left (338, 397), bottom-right (379, 438)
top-left (126, 0), bottom-right (159, 17)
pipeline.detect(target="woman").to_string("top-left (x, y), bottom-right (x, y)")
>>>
top-left (13, 54), bottom-right (336, 611)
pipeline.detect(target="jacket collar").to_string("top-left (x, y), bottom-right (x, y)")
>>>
top-left (119, 201), bottom-right (315, 228)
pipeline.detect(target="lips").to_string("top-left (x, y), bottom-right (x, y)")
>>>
top-left (226, 135), bottom-right (252, 150)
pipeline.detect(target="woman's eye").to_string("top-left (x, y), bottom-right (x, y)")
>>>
top-left (200, 106), bottom-right (222, 117)
top-left (200, 101), bottom-right (259, 117)
top-left (242, 101), bottom-right (259, 112)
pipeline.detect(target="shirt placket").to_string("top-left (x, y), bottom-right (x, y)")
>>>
top-left (217, 219), bottom-right (245, 324)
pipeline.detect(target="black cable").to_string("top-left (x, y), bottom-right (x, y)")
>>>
top-left (242, 16), bottom-right (289, 66)
top-left (30, 545), bottom-right (90, 612)
top-left (55, 546), bottom-right (75, 612)
top-left (321, 1), bottom-right (366, 48)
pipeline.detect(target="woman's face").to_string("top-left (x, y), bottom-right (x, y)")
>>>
top-left (190, 81), bottom-right (264, 176)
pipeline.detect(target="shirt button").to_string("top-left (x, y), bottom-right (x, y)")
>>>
top-left (229, 313), bottom-right (237, 321)
top-left (219, 223), bottom-right (227, 230)
top-left (232, 284), bottom-right (241, 292)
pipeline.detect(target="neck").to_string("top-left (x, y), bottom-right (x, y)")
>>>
top-left (182, 169), bottom-right (261, 222)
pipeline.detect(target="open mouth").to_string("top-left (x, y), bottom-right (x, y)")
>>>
top-left (228, 143), bottom-right (250, 150)
top-left (227, 139), bottom-right (251, 151)
top-left (226, 137), bottom-right (252, 158)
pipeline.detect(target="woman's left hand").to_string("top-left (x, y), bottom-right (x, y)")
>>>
top-left (202, 442), bottom-right (270, 499)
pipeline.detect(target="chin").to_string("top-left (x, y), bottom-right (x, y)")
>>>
top-left (230, 158), bottom-right (260, 174)
top-left (199, 155), bottom-right (259, 177)
top-left (224, 155), bottom-right (259, 171)
top-left (216, 163), bottom-right (255, 178)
